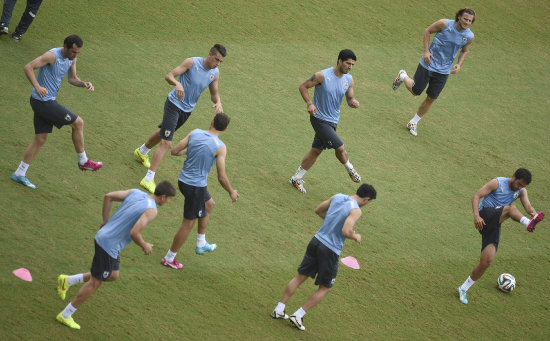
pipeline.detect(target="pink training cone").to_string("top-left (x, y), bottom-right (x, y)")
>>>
top-left (341, 256), bottom-right (360, 269)
top-left (12, 268), bottom-right (33, 282)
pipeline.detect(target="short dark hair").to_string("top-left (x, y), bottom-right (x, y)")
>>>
top-left (514, 168), bottom-right (532, 184)
top-left (338, 49), bottom-right (356, 64)
top-left (211, 44), bottom-right (227, 57)
top-left (154, 181), bottom-right (177, 197)
top-left (456, 8), bottom-right (476, 24)
top-left (357, 184), bottom-right (376, 200)
top-left (213, 112), bottom-right (231, 131)
top-left (64, 34), bottom-right (83, 48)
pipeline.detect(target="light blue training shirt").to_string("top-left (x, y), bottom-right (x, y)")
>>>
top-left (313, 67), bottom-right (352, 124)
top-left (95, 189), bottom-right (157, 259)
top-left (31, 47), bottom-right (74, 101)
top-left (315, 194), bottom-right (360, 256)
top-left (179, 129), bottom-right (225, 187)
top-left (168, 57), bottom-right (219, 112)
top-left (479, 177), bottom-right (523, 210)
top-left (419, 19), bottom-right (474, 74)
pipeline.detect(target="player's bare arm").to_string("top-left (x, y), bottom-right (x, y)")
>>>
top-left (100, 190), bottom-right (133, 227)
top-left (518, 189), bottom-right (537, 217)
top-left (209, 73), bottom-right (223, 113)
top-left (165, 57), bottom-right (194, 100)
top-left (215, 146), bottom-right (239, 202)
top-left (451, 37), bottom-right (475, 74)
top-left (24, 51), bottom-right (56, 97)
top-left (130, 208), bottom-right (158, 255)
top-left (345, 79), bottom-right (359, 108)
top-left (341, 209), bottom-right (362, 243)
top-left (171, 130), bottom-right (194, 156)
top-left (423, 19), bottom-right (447, 65)
top-left (472, 179), bottom-right (499, 231)
top-left (67, 59), bottom-right (94, 91)
top-left (299, 71), bottom-right (324, 115)
top-left (314, 196), bottom-right (334, 219)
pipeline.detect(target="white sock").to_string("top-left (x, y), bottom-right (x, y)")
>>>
top-left (294, 307), bottom-right (306, 319)
top-left (67, 274), bottom-right (84, 287)
top-left (61, 302), bottom-right (77, 319)
top-left (400, 70), bottom-right (408, 82)
top-left (77, 152), bottom-right (88, 165)
top-left (460, 276), bottom-right (475, 291)
top-left (15, 161), bottom-right (30, 177)
top-left (520, 216), bottom-right (530, 227)
top-left (164, 250), bottom-right (177, 263)
top-left (410, 114), bottom-right (421, 124)
top-left (344, 161), bottom-right (353, 171)
top-left (197, 234), bottom-right (206, 248)
top-left (292, 166), bottom-right (307, 180)
top-left (139, 144), bottom-right (151, 155)
top-left (144, 170), bottom-right (156, 182)
top-left (276, 302), bottom-right (286, 313)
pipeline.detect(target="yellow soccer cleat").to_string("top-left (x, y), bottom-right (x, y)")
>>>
top-left (57, 275), bottom-right (69, 300)
top-left (56, 312), bottom-right (80, 330)
top-left (140, 177), bottom-right (156, 193)
top-left (134, 148), bottom-right (151, 168)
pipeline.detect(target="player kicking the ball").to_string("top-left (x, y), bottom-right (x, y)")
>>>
top-left (456, 168), bottom-right (544, 305)
top-left (55, 181), bottom-right (176, 330)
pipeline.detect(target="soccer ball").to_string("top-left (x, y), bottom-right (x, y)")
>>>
top-left (497, 273), bottom-right (516, 293)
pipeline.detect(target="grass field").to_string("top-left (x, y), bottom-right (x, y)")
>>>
top-left (1, 0), bottom-right (549, 339)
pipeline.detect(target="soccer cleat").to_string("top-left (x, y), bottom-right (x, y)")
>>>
top-left (11, 173), bottom-right (36, 189)
top-left (392, 69), bottom-right (407, 90)
top-left (457, 287), bottom-right (468, 305)
top-left (271, 309), bottom-right (289, 320)
top-left (347, 168), bottom-right (361, 183)
top-left (140, 177), bottom-right (156, 193)
top-left (56, 312), bottom-right (80, 330)
top-left (407, 121), bottom-right (418, 136)
top-left (134, 148), bottom-right (151, 168)
top-left (289, 178), bottom-right (306, 194)
top-left (0, 24), bottom-right (8, 35)
top-left (57, 275), bottom-right (69, 300)
top-left (527, 211), bottom-right (544, 232)
top-left (196, 242), bottom-right (217, 255)
top-left (78, 159), bottom-right (103, 171)
top-left (161, 257), bottom-right (183, 269)
top-left (289, 315), bottom-right (306, 331)
top-left (11, 32), bottom-right (21, 42)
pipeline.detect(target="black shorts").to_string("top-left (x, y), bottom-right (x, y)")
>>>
top-left (90, 240), bottom-right (120, 281)
top-left (178, 181), bottom-right (212, 220)
top-left (297, 237), bottom-right (339, 288)
top-left (30, 97), bottom-right (78, 134)
top-left (158, 98), bottom-right (191, 141)
top-left (411, 64), bottom-right (449, 99)
top-left (310, 115), bottom-right (344, 150)
top-left (479, 206), bottom-right (504, 252)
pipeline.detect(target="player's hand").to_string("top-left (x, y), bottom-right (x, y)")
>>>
top-left (423, 52), bottom-right (433, 66)
top-left (451, 64), bottom-right (461, 74)
top-left (212, 102), bottom-right (224, 113)
top-left (355, 233), bottom-right (362, 244)
top-left (349, 99), bottom-right (360, 108)
top-left (474, 216), bottom-right (485, 231)
top-left (229, 190), bottom-right (239, 202)
top-left (36, 85), bottom-right (48, 98)
top-left (83, 81), bottom-right (95, 91)
top-left (142, 243), bottom-right (153, 255)
top-left (307, 103), bottom-right (318, 115)
top-left (175, 84), bottom-right (185, 100)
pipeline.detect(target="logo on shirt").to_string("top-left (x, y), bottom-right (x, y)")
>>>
top-left (343, 81), bottom-right (349, 89)
top-left (164, 130), bottom-right (171, 137)
top-left (462, 37), bottom-right (467, 43)
top-left (513, 192), bottom-right (519, 199)
top-left (209, 73), bottom-right (214, 81)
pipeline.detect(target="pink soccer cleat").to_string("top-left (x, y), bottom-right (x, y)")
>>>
top-left (527, 211), bottom-right (544, 232)
top-left (161, 257), bottom-right (183, 269)
top-left (78, 159), bottom-right (103, 171)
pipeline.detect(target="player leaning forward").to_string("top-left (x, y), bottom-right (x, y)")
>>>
top-left (272, 184), bottom-right (376, 331)
top-left (56, 181), bottom-right (176, 329)
top-left (456, 168), bottom-right (544, 305)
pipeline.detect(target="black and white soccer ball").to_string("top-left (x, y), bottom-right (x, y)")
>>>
top-left (497, 273), bottom-right (516, 293)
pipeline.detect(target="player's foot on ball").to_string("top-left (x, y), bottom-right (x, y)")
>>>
top-left (527, 211), bottom-right (545, 232)
top-left (347, 168), bottom-right (361, 183)
top-left (57, 275), bottom-right (69, 300)
top-left (56, 312), bottom-right (80, 330)
top-left (407, 121), bottom-right (418, 136)
top-left (392, 69), bottom-right (407, 90)
top-left (271, 309), bottom-right (289, 319)
top-left (134, 148), bottom-right (151, 168)
top-left (11, 173), bottom-right (36, 189)
top-left (140, 178), bottom-right (156, 193)
top-left (457, 287), bottom-right (468, 304)
top-left (196, 242), bottom-right (217, 255)
top-left (289, 315), bottom-right (306, 331)
top-left (289, 178), bottom-right (306, 194)
top-left (78, 159), bottom-right (103, 171)
top-left (161, 257), bottom-right (183, 269)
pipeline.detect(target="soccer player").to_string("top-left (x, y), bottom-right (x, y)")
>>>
top-left (55, 181), bottom-right (176, 330)
top-left (10, 34), bottom-right (103, 190)
top-left (133, 44), bottom-right (226, 193)
top-left (272, 184), bottom-right (376, 331)
top-left (160, 113), bottom-right (238, 270)
top-left (289, 49), bottom-right (362, 194)
top-left (392, 8), bottom-right (475, 136)
top-left (0, 0), bottom-right (43, 42)
top-left (456, 168), bottom-right (544, 305)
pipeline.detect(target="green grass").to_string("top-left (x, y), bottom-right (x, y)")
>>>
top-left (1, 0), bottom-right (550, 339)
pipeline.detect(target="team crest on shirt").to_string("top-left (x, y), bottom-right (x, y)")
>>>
top-left (164, 130), bottom-right (171, 137)
top-left (65, 114), bottom-right (71, 121)
top-left (343, 81), bottom-right (349, 89)
top-left (103, 271), bottom-right (109, 278)
top-left (209, 73), bottom-right (214, 81)
top-left (462, 37), bottom-right (467, 43)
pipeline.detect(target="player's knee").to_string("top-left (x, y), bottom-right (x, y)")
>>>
top-left (35, 134), bottom-right (48, 145)
top-left (160, 139), bottom-right (172, 148)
